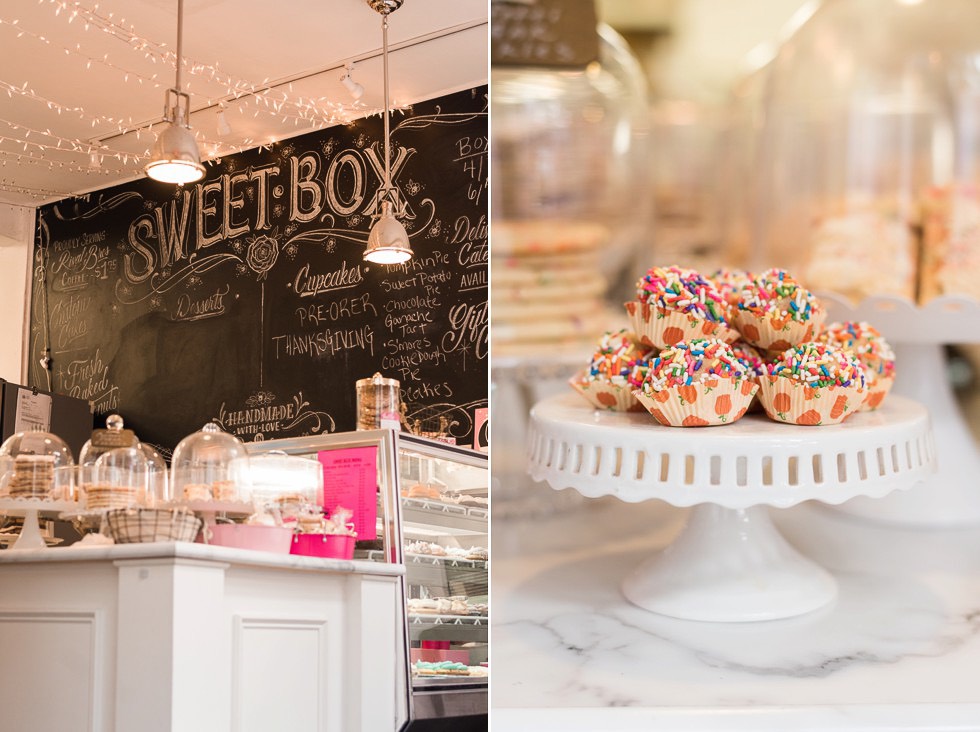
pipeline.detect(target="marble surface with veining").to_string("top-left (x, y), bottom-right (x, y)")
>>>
top-left (491, 496), bottom-right (980, 730)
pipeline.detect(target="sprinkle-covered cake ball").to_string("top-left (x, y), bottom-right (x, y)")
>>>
top-left (734, 268), bottom-right (826, 351)
top-left (729, 341), bottom-right (766, 380)
top-left (709, 268), bottom-right (755, 308)
top-left (633, 339), bottom-right (758, 427)
top-left (817, 321), bottom-right (896, 410)
top-left (569, 330), bottom-right (652, 412)
top-left (586, 329), bottom-right (653, 387)
top-left (625, 265), bottom-right (737, 349)
top-left (758, 342), bottom-right (867, 425)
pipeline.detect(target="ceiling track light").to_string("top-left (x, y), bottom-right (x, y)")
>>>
top-left (364, 0), bottom-right (412, 265)
top-left (144, 0), bottom-right (205, 185)
top-left (340, 64), bottom-right (365, 101)
top-left (216, 105), bottom-right (232, 136)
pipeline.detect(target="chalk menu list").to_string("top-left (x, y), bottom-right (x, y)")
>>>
top-left (28, 88), bottom-right (488, 455)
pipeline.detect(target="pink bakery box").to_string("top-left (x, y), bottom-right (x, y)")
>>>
top-left (411, 648), bottom-right (470, 664)
top-left (208, 524), bottom-right (293, 554)
top-left (290, 533), bottom-right (355, 559)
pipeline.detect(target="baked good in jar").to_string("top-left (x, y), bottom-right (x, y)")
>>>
top-left (632, 339), bottom-right (758, 427)
top-left (758, 342), bottom-right (867, 425)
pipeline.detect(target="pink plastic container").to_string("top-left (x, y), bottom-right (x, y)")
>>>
top-left (290, 533), bottom-right (355, 559)
top-left (208, 524), bottom-right (293, 554)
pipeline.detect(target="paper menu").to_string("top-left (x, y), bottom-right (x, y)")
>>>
top-left (14, 388), bottom-right (52, 434)
top-left (317, 446), bottom-right (378, 541)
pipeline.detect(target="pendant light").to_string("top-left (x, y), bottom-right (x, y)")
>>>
top-left (145, 0), bottom-right (206, 184)
top-left (364, 0), bottom-right (413, 265)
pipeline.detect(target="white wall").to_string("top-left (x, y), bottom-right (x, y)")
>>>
top-left (0, 203), bottom-right (34, 384)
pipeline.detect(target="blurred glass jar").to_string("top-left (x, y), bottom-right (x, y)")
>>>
top-left (752, 0), bottom-right (980, 304)
top-left (492, 23), bottom-right (651, 297)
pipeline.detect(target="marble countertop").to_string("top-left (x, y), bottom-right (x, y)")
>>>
top-left (491, 496), bottom-right (980, 731)
top-left (0, 540), bottom-right (404, 577)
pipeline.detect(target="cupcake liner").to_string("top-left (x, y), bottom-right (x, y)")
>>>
top-left (624, 302), bottom-right (739, 350)
top-left (757, 375), bottom-right (865, 426)
top-left (733, 309), bottom-right (826, 352)
top-left (861, 374), bottom-right (894, 411)
top-left (633, 377), bottom-right (758, 427)
top-left (569, 374), bottom-right (646, 413)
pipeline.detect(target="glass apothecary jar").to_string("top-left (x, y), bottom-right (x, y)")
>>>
top-left (752, 0), bottom-right (980, 304)
top-left (170, 423), bottom-right (251, 503)
top-left (491, 22), bottom-right (650, 304)
top-left (73, 446), bottom-right (148, 510)
top-left (0, 428), bottom-right (75, 501)
top-left (356, 373), bottom-right (401, 431)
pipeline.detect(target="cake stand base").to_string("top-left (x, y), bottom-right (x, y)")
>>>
top-left (9, 509), bottom-right (46, 551)
top-left (835, 343), bottom-right (980, 526)
top-left (622, 504), bottom-right (836, 622)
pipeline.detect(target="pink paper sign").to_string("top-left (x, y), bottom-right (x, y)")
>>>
top-left (317, 446), bottom-right (378, 541)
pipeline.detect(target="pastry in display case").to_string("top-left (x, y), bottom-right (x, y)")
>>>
top-left (244, 429), bottom-right (487, 726)
top-left (0, 427), bottom-right (74, 501)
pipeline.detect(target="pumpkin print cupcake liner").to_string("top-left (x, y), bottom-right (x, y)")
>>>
top-left (569, 373), bottom-right (646, 413)
top-left (757, 376), bottom-right (865, 426)
top-left (862, 374), bottom-right (894, 411)
top-left (732, 309), bottom-right (826, 353)
top-left (633, 376), bottom-right (758, 427)
top-left (624, 302), bottom-right (739, 350)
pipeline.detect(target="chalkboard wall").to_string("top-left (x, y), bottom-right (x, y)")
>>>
top-left (28, 87), bottom-right (488, 456)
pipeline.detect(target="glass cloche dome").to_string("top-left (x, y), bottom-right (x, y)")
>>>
top-left (751, 0), bottom-right (980, 304)
top-left (170, 423), bottom-right (251, 503)
top-left (0, 428), bottom-right (75, 501)
top-left (248, 451), bottom-right (323, 513)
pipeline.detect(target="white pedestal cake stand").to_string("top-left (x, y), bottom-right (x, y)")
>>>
top-left (0, 498), bottom-right (76, 550)
top-left (527, 393), bottom-right (935, 622)
top-left (819, 293), bottom-right (980, 526)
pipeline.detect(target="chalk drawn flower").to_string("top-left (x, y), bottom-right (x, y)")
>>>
top-left (285, 222), bottom-right (298, 236)
top-left (235, 263), bottom-right (248, 277)
top-left (273, 204), bottom-right (284, 219)
top-left (245, 187), bottom-right (255, 202)
top-left (347, 214), bottom-right (363, 227)
top-left (325, 238), bottom-right (337, 254)
top-left (427, 219), bottom-right (442, 238)
top-left (245, 233), bottom-right (279, 280)
top-left (246, 391), bottom-right (277, 408)
top-left (355, 133), bottom-right (369, 148)
top-left (231, 240), bottom-right (244, 255)
top-left (405, 180), bottom-right (422, 196)
top-left (284, 243), bottom-right (298, 260)
top-left (186, 274), bottom-right (202, 289)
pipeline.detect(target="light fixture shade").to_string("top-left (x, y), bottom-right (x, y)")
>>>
top-left (340, 71), bottom-right (364, 100)
top-left (365, 199), bottom-right (412, 264)
top-left (145, 121), bottom-right (206, 184)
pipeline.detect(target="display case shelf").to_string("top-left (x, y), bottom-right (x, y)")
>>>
top-left (408, 613), bottom-right (488, 627)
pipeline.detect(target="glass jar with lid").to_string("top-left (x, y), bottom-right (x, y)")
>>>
top-left (170, 423), bottom-right (251, 504)
top-left (492, 17), bottom-right (650, 347)
top-left (0, 428), bottom-right (75, 501)
top-left (78, 446), bottom-right (148, 511)
top-left (752, 0), bottom-right (980, 303)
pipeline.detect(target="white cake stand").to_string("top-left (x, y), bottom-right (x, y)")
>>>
top-left (527, 393), bottom-right (934, 622)
top-left (0, 498), bottom-right (77, 551)
top-left (818, 293), bottom-right (980, 526)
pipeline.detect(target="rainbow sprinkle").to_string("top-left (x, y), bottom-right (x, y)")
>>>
top-left (729, 341), bottom-right (766, 379)
top-left (587, 329), bottom-right (653, 387)
top-left (768, 342), bottom-right (867, 389)
top-left (640, 339), bottom-right (749, 394)
top-left (709, 268), bottom-right (755, 307)
top-left (737, 268), bottom-right (820, 324)
top-left (635, 265), bottom-right (730, 324)
top-left (817, 321), bottom-right (896, 377)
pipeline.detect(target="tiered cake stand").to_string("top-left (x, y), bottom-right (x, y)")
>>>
top-left (0, 498), bottom-right (76, 550)
top-left (527, 393), bottom-right (934, 622)
top-left (820, 293), bottom-right (980, 525)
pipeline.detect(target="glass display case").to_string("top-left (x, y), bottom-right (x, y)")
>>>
top-left (245, 429), bottom-right (488, 729)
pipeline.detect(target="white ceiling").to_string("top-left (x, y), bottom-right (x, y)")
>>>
top-left (0, 0), bottom-right (488, 208)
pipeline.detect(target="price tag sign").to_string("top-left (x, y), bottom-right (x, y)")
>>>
top-left (317, 447), bottom-right (378, 540)
top-left (473, 407), bottom-right (489, 452)
top-left (491, 0), bottom-right (599, 68)
top-left (14, 388), bottom-right (52, 434)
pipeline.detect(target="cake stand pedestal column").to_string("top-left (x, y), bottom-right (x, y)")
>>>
top-left (0, 500), bottom-right (76, 551)
top-left (528, 393), bottom-right (934, 622)
top-left (623, 504), bottom-right (836, 622)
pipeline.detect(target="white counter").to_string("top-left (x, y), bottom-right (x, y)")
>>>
top-left (0, 541), bottom-right (408, 732)
top-left (491, 497), bottom-right (980, 731)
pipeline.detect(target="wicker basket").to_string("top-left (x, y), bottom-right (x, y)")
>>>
top-left (105, 507), bottom-right (202, 544)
